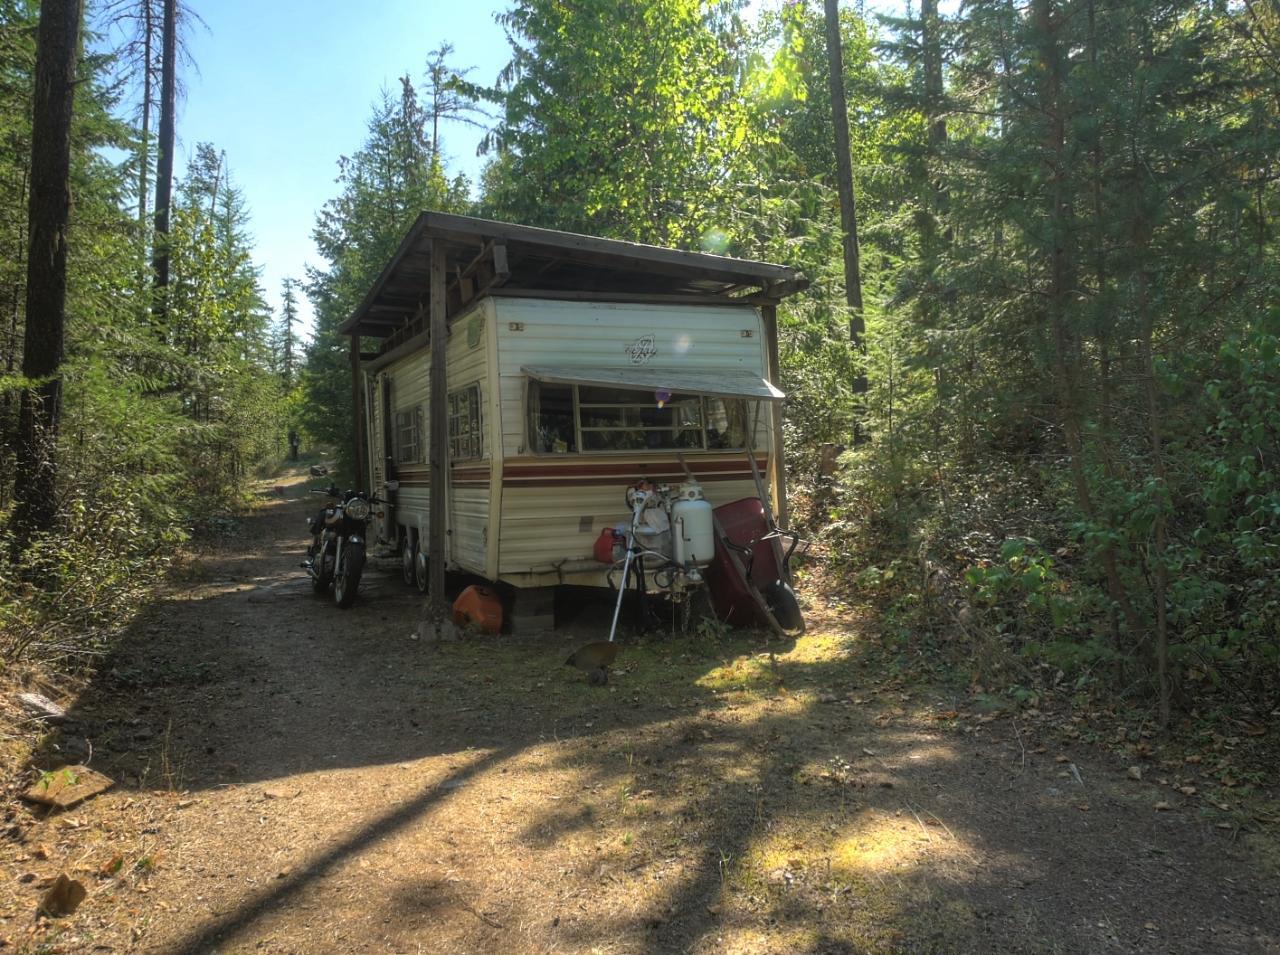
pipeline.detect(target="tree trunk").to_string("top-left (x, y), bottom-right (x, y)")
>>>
top-left (1033, 0), bottom-right (1147, 654)
top-left (922, 0), bottom-right (948, 231)
top-left (12, 0), bottom-right (82, 554)
top-left (1135, 224), bottom-right (1171, 727)
top-left (822, 0), bottom-right (865, 361)
top-left (920, 0), bottom-right (952, 473)
top-left (138, 0), bottom-right (152, 236)
top-left (151, 0), bottom-right (176, 324)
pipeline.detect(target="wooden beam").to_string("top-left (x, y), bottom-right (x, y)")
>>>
top-left (757, 277), bottom-right (811, 301)
top-left (449, 238), bottom-right (512, 309)
top-left (428, 238), bottom-right (449, 614)
top-left (366, 328), bottom-right (430, 375)
top-left (491, 240), bottom-right (510, 285)
top-left (486, 287), bottom-right (748, 307)
top-left (761, 304), bottom-right (788, 529)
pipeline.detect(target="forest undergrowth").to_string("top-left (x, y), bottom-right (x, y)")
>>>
top-left (791, 442), bottom-right (1280, 831)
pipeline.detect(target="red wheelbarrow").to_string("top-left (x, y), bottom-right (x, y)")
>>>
top-left (704, 497), bottom-right (805, 636)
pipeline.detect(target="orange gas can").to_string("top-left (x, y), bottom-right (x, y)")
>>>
top-left (452, 584), bottom-right (504, 635)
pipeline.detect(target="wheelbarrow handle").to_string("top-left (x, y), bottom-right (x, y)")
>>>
top-left (720, 536), bottom-right (756, 578)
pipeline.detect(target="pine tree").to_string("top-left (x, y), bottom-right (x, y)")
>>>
top-left (278, 277), bottom-right (300, 388)
top-left (302, 83), bottom-right (471, 475)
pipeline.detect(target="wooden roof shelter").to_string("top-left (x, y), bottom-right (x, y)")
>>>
top-left (341, 213), bottom-right (807, 609)
top-left (339, 212), bottom-right (808, 341)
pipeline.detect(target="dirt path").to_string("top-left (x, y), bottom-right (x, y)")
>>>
top-left (4, 475), bottom-right (1279, 953)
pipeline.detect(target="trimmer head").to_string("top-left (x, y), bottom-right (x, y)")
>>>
top-left (565, 641), bottom-right (621, 685)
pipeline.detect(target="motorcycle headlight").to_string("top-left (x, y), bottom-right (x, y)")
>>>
top-left (345, 498), bottom-right (371, 521)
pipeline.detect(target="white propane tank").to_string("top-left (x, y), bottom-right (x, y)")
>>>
top-left (672, 482), bottom-right (715, 567)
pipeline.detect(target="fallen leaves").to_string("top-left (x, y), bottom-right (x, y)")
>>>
top-left (98, 853), bottom-right (125, 878)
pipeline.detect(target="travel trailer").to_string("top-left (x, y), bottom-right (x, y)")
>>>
top-left (339, 213), bottom-right (806, 606)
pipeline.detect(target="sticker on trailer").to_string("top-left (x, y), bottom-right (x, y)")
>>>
top-left (625, 334), bottom-right (656, 364)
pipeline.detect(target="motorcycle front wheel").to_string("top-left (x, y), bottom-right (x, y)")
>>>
top-left (334, 542), bottom-right (366, 609)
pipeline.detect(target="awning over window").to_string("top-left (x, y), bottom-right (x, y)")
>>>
top-left (522, 365), bottom-right (785, 401)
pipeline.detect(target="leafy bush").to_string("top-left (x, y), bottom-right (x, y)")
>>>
top-left (0, 477), bottom-right (183, 664)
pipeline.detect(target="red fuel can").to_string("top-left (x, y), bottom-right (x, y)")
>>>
top-left (593, 527), bottom-right (622, 564)
top-left (452, 584), bottom-right (504, 635)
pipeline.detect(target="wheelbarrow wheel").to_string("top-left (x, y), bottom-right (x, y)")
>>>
top-left (763, 580), bottom-right (805, 636)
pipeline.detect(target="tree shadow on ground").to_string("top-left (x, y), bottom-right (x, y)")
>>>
top-left (24, 488), bottom-right (1280, 954)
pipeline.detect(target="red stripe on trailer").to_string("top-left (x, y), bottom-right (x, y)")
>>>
top-left (502, 458), bottom-right (767, 479)
top-left (503, 471), bottom-right (755, 488)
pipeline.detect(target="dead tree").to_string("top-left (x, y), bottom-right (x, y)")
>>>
top-left (151, 0), bottom-right (176, 324)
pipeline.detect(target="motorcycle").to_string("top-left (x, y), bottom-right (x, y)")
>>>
top-left (301, 478), bottom-right (384, 609)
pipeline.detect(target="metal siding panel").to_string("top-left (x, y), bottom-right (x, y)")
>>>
top-left (451, 487), bottom-right (488, 573)
top-left (388, 349), bottom-right (430, 416)
top-left (493, 299), bottom-right (769, 457)
top-left (484, 299), bottom-right (505, 581)
top-left (497, 471), bottom-right (759, 576)
top-left (369, 377), bottom-right (384, 485)
top-left (446, 303), bottom-right (490, 571)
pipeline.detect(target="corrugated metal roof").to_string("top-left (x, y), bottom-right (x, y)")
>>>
top-left (522, 365), bottom-right (784, 400)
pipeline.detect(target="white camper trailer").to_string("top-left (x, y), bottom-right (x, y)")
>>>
top-left (340, 214), bottom-right (806, 600)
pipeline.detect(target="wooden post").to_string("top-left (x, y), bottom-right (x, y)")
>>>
top-left (349, 335), bottom-right (366, 491)
top-left (761, 304), bottom-right (789, 529)
top-left (428, 238), bottom-right (449, 612)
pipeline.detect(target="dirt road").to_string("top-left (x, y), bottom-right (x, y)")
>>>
top-left (4, 475), bottom-right (1278, 953)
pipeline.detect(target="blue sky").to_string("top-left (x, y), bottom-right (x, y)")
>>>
top-left (149, 0), bottom-right (909, 333)
top-left (161, 0), bottom-right (513, 330)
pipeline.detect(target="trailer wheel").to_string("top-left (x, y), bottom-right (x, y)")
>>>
top-left (414, 545), bottom-right (430, 594)
top-left (401, 532), bottom-right (416, 587)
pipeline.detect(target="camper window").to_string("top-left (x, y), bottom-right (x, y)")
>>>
top-left (578, 386), bottom-right (703, 452)
top-left (528, 381), bottom-right (576, 453)
top-left (394, 407), bottom-right (422, 464)
top-left (705, 396), bottom-right (749, 449)
top-left (449, 383), bottom-right (483, 460)
top-left (527, 380), bottom-right (748, 454)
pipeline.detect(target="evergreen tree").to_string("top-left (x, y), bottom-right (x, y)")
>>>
top-left (278, 276), bottom-right (300, 389)
top-left (479, 0), bottom-right (747, 246)
top-left (302, 82), bottom-right (471, 474)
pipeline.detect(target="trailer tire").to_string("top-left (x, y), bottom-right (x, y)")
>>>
top-left (401, 532), bottom-right (416, 587)
top-left (414, 545), bottom-right (430, 594)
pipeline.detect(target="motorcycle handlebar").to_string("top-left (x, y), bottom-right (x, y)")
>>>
top-left (309, 487), bottom-right (389, 504)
